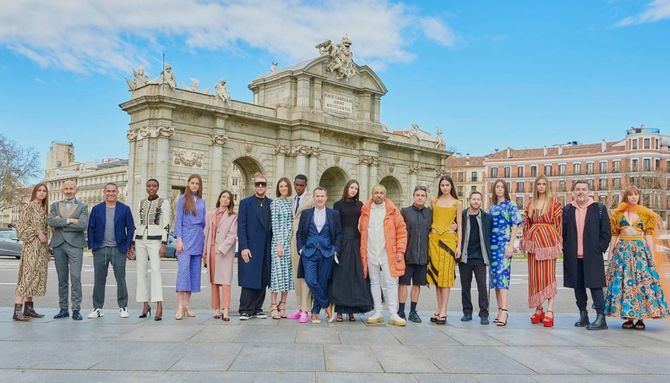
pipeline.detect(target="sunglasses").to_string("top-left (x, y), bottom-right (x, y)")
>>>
top-left (254, 182), bottom-right (267, 188)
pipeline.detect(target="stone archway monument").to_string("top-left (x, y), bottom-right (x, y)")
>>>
top-left (121, 37), bottom-right (450, 210)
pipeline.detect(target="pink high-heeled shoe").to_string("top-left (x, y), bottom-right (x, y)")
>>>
top-left (286, 310), bottom-right (302, 320)
top-left (298, 311), bottom-right (309, 323)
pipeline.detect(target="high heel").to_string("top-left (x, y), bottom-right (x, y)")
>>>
top-left (530, 307), bottom-right (545, 324)
top-left (139, 305), bottom-right (151, 318)
top-left (496, 309), bottom-right (509, 327)
top-left (154, 303), bottom-right (162, 321)
top-left (222, 308), bottom-right (230, 322)
top-left (185, 306), bottom-right (196, 317)
top-left (175, 306), bottom-right (184, 320)
top-left (542, 310), bottom-right (554, 327)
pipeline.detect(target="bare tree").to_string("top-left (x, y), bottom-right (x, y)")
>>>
top-left (0, 135), bottom-right (39, 211)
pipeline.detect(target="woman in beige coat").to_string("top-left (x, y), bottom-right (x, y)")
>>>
top-left (203, 190), bottom-right (238, 321)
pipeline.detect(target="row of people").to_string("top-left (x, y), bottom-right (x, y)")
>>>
top-left (11, 174), bottom-right (669, 331)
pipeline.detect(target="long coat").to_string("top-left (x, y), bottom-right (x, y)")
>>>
top-left (562, 202), bottom-right (611, 288)
top-left (203, 210), bottom-right (238, 285)
top-left (237, 196), bottom-right (272, 289)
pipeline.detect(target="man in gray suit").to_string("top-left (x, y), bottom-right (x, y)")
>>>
top-left (48, 180), bottom-right (89, 321)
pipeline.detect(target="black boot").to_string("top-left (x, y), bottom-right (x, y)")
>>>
top-left (574, 310), bottom-right (589, 327)
top-left (13, 304), bottom-right (30, 322)
top-left (24, 301), bottom-right (44, 318)
top-left (586, 313), bottom-right (608, 330)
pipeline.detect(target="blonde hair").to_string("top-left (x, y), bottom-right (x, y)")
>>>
top-left (532, 175), bottom-right (552, 216)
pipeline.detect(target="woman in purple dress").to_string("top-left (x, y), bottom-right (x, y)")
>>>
top-left (174, 174), bottom-right (206, 320)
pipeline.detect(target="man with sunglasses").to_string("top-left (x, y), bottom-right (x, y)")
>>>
top-left (237, 173), bottom-right (273, 320)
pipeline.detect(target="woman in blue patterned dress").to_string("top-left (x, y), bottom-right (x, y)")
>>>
top-left (174, 174), bottom-right (206, 320)
top-left (488, 180), bottom-right (522, 326)
top-left (605, 186), bottom-right (669, 330)
top-left (270, 177), bottom-right (295, 319)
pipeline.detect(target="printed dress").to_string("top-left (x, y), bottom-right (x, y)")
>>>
top-left (15, 201), bottom-right (50, 297)
top-left (604, 204), bottom-right (669, 320)
top-left (489, 199), bottom-right (523, 289)
top-left (427, 201), bottom-right (460, 288)
top-left (270, 198), bottom-right (294, 292)
top-left (522, 197), bottom-right (562, 308)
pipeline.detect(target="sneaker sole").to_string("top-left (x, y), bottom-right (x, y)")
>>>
top-left (388, 320), bottom-right (406, 327)
top-left (366, 318), bottom-right (384, 324)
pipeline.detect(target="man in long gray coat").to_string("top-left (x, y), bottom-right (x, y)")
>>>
top-left (48, 180), bottom-right (89, 321)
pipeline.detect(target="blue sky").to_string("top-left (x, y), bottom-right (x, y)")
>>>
top-left (1, 0), bottom-right (669, 174)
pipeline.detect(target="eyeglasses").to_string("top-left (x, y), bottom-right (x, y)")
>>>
top-left (254, 182), bottom-right (267, 188)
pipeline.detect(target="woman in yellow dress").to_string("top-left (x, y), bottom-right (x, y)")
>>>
top-left (428, 175), bottom-right (462, 325)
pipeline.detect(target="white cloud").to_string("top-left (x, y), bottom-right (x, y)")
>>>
top-left (617, 0), bottom-right (670, 27)
top-left (0, 0), bottom-right (456, 74)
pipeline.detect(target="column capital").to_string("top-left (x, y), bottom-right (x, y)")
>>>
top-left (359, 155), bottom-right (380, 166)
top-left (128, 126), bottom-right (175, 142)
top-left (272, 144), bottom-right (291, 155)
top-left (409, 161), bottom-right (421, 174)
top-left (211, 134), bottom-right (228, 147)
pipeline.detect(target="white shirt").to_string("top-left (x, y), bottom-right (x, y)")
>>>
top-left (367, 203), bottom-right (387, 265)
top-left (313, 206), bottom-right (326, 233)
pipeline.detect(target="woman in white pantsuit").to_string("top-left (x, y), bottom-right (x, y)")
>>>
top-left (131, 179), bottom-right (171, 321)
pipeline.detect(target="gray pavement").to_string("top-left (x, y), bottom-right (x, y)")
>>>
top-left (1, 256), bottom-right (670, 381)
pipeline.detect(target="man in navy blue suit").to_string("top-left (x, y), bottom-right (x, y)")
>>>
top-left (237, 173), bottom-right (273, 320)
top-left (296, 187), bottom-right (342, 323)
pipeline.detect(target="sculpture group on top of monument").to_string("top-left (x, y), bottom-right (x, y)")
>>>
top-left (316, 35), bottom-right (356, 80)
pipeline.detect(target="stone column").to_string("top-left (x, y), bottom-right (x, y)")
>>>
top-left (295, 151), bottom-right (307, 178)
top-left (309, 148), bottom-right (319, 187)
top-left (408, 162), bottom-right (420, 205)
top-left (273, 144), bottom-right (290, 181)
top-left (296, 76), bottom-right (311, 108)
top-left (368, 156), bottom-right (379, 190)
top-left (358, 162), bottom-right (369, 200)
top-left (209, 134), bottom-right (228, 206)
top-left (126, 128), bottom-right (139, 213)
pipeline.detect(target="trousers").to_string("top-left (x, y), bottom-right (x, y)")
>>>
top-left (459, 258), bottom-right (489, 317)
top-left (368, 260), bottom-right (398, 314)
top-left (575, 259), bottom-right (605, 314)
top-left (135, 239), bottom-right (163, 302)
top-left (92, 247), bottom-right (128, 309)
top-left (53, 243), bottom-right (83, 310)
top-left (303, 251), bottom-right (334, 314)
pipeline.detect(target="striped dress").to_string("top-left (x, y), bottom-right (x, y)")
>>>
top-left (522, 197), bottom-right (562, 308)
top-left (270, 198), bottom-right (295, 292)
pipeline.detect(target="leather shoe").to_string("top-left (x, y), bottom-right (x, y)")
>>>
top-left (53, 309), bottom-right (69, 319)
top-left (461, 313), bottom-right (472, 322)
top-left (586, 313), bottom-right (608, 331)
top-left (574, 310), bottom-right (590, 327)
top-left (480, 316), bottom-right (490, 325)
top-left (72, 310), bottom-right (82, 321)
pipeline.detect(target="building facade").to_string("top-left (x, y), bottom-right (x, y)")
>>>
top-left (120, 38), bottom-right (449, 211)
top-left (443, 155), bottom-right (486, 199)
top-left (483, 126), bottom-right (670, 223)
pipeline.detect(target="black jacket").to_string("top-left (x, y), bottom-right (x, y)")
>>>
top-left (562, 202), bottom-right (611, 288)
top-left (401, 205), bottom-right (432, 265)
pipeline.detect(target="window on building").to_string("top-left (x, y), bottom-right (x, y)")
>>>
top-left (643, 158), bottom-right (651, 171)
top-left (655, 158), bottom-right (661, 171)
top-left (587, 179), bottom-right (594, 189)
top-left (516, 196), bottom-right (524, 208)
top-left (457, 172), bottom-right (465, 183)
top-left (558, 164), bottom-right (566, 175)
top-left (632, 139), bottom-right (638, 150)
top-left (559, 180), bottom-right (566, 192)
top-left (471, 185), bottom-right (477, 193)
top-left (517, 182), bottom-right (524, 193)
top-left (490, 167), bottom-right (498, 178)
top-left (644, 138), bottom-right (650, 149)
top-left (457, 186), bottom-right (464, 197)
top-left (586, 163), bottom-right (594, 174)
top-left (544, 165), bottom-right (552, 176)
top-left (631, 159), bottom-right (638, 172)
top-left (471, 171), bottom-right (478, 182)
top-left (504, 167), bottom-right (510, 178)
top-left (517, 166), bottom-right (524, 177)
top-left (613, 161), bottom-right (621, 173)
top-left (599, 178), bottom-right (607, 190)
top-left (574, 163), bottom-right (581, 175)
top-left (613, 178), bottom-right (621, 189)
top-left (531, 165), bottom-right (537, 177)
top-left (599, 161), bottom-right (607, 173)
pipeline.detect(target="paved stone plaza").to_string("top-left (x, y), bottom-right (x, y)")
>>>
top-left (1, 305), bottom-right (669, 382)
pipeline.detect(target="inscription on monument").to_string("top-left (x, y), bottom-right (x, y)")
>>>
top-left (324, 93), bottom-right (353, 114)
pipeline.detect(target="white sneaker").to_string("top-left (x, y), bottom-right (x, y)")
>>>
top-left (119, 307), bottom-right (129, 318)
top-left (366, 312), bottom-right (384, 324)
top-left (88, 308), bottom-right (103, 319)
top-left (388, 313), bottom-right (406, 327)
